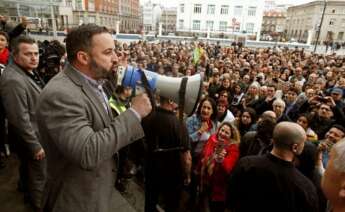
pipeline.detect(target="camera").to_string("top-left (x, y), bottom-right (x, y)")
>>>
top-left (37, 40), bottom-right (65, 83)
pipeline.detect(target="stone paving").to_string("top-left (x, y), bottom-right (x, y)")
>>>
top-left (0, 155), bottom-right (140, 212)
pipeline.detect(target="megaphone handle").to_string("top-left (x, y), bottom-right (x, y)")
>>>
top-left (138, 69), bottom-right (156, 113)
top-left (178, 77), bottom-right (188, 122)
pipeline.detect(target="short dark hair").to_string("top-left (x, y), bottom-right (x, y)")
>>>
top-left (241, 107), bottom-right (257, 123)
top-left (332, 124), bottom-right (345, 135)
top-left (257, 117), bottom-right (276, 140)
top-left (11, 35), bottom-right (36, 56)
top-left (66, 24), bottom-right (109, 63)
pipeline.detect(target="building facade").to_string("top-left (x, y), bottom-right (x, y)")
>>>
top-left (161, 7), bottom-right (177, 34)
top-left (264, 0), bottom-right (293, 12)
top-left (72, 0), bottom-right (119, 31)
top-left (261, 10), bottom-right (286, 41)
top-left (0, 0), bottom-right (72, 31)
top-left (176, 0), bottom-right (265, 39)
top-left (286, 0), bottom-right (345, 44)
top-left (142, 1), bottom-right (162, 33)
top-left (119, 0), bottom-right (140, 33)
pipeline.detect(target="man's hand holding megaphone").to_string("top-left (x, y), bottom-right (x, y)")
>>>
top-left (131, 93), bottom-right (152, 119)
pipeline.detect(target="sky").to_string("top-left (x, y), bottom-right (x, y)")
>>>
top-left (139, 0), bottom-right (315, 7)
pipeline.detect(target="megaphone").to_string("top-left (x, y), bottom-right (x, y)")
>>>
top-left (117, 66), bottom-right (202, 116)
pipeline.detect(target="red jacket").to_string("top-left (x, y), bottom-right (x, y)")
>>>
top-left (200, 134), bottom-right (239, 202)
top-left (0, 48), bottom-right (9, 65)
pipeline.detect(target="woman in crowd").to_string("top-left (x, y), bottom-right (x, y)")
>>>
top-left (186, 97), bottom-right (218, 158)
top-left (198, 122), bottom-right (240, 212)
top-left (0, 31), bottom-right (9, 67)
top-left (296, 113), bottom-right (318, 142)
top-left (233, 107), bottom-right (257, 137)
top-left (216, 76), bottom-right (232, 101)
top-left (242, 81), bottom-right (260, 109)
top-left (229, 83), bottom-right (244, 116)
top-left (216, 98), bottom-right (235, 124)
top-left (186, 97), bottom-right (218, 210)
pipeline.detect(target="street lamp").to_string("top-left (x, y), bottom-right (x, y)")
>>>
top-left (313, 0), bottom-right (327, 53)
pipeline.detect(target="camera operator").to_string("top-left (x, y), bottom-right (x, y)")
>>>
top-left (37, 40), bottom-right (66, 83)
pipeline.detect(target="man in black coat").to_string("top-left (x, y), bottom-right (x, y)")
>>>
top-left (227, 122), bottom-right (319, 212)
top-left (142, 96), bottom-right (191, 212)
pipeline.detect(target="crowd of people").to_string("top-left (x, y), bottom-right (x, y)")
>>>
top-left (0, 19), bottom-right (345, 212)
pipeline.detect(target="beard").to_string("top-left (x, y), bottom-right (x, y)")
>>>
top-left (91, 58), bottom-right (119, 91)
top-left (90, 58), bottom-right (112, 79)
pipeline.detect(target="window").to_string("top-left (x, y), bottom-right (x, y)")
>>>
top-left (338, 32), bottom-right (344, 40)
top-left (194, 4), bottom-right (202, 14)
top-left (179, 19), bottom-right (184, 29)
top-left (234, 6), bottom-right (243, 16)
top-left (75, 0), bottom-right (83, 10)
top-left (193, 20), bottom-right (201, 30)
top-left (89, 16), bottom-right (96, 23)
top-left (180, 4), bottom-right (184, 13)
top-left (207, 5), bottom-right (215, 15)
top-left (206, 20), bottom-right (214, 31)
top-left (332, 9), bottom-right (336, 13)
top-left (329, 18), bottom-right (336, 25)
top-left (88, 0), bottom-right (95, 11)
top-left (219, 21), bottom-right (227, 31)
top-left (246, 23), bottom-right (255, 33)
top-left (220, 5), bottom-right (229, 15)
top-left (66, 0), bottom-right (72, 6)
top-left (248, 7), bottom-right (257, 16)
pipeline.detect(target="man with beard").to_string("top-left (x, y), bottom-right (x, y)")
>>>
top-left (35, 24), bottom-right (152, 212)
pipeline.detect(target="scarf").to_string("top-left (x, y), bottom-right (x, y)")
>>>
top-left (0, 48), bottom-right (9, 65)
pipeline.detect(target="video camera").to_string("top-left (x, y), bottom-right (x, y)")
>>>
top-left (37, 40), bottom-right (65, 83)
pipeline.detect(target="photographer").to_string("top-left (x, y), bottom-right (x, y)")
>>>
top-left (311, 97), bottom-right (345, 138)
top-left (37, 40), bottom-right (66, 83)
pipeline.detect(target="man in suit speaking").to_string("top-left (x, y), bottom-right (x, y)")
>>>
top-left (36, 24), bottom-right (152, 212)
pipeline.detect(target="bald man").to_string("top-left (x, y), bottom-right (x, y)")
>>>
top-left (227, 122), bottom-right (319, 212)
top-left (322, 139), bottom-right (345, 212)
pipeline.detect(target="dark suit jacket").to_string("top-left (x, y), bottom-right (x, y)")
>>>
top-left (0, 63), bottom-right (43, 157)
top-left (36, 64), bottom-right (144, 212)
